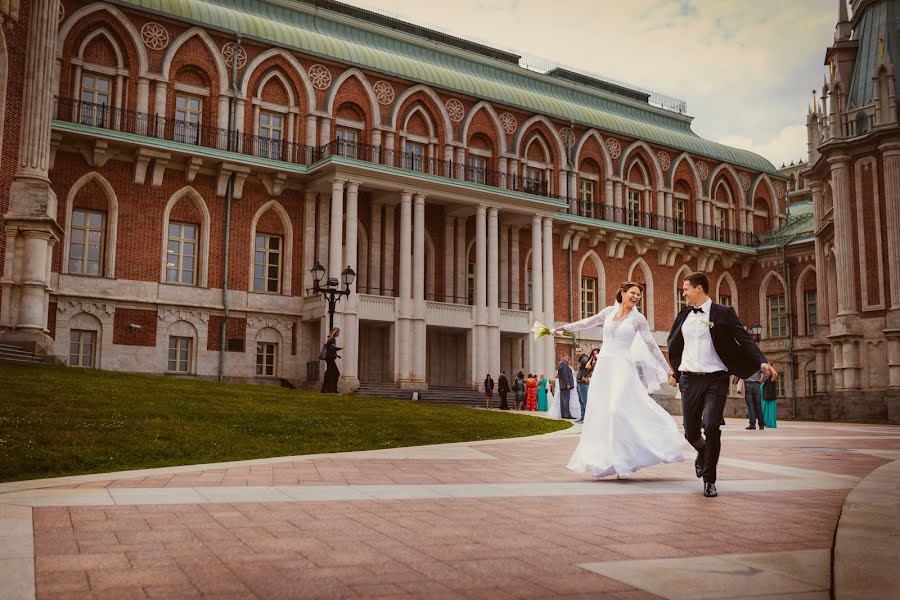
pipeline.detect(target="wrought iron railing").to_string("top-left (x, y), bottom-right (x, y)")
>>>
top-left (54, 97), bottom-right (760, 247)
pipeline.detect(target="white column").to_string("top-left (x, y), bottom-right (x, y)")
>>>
top-left (444, 215), bottom-right (455, 301)
top-left (487, 207), bottom-right (501, 379)
top-left (397, 192), bottom-right (413, 383)
top-left (153, 81), bottom-right (167, 137)
top-left (455, 216), bottom-right (466, 303)
top-left (136, 77), bottom-right (150, 134)
top-left (830, 157), bottom-right (857, 315)
top-left (498, 157), bottom-right (508, 189)
top-left (613, 181), bottom-right (623, 211)
top-left (454, 147), bottom-right (465, 180)
top-left (881, 144), bottom-right (900, 309)
top-left (369, 201), bottom-right (383, 295)
top-left (473, 205), bottom-right (488, 386)
top-left (328, 179), bottom-right (345, 281)
top-left (510, 227), bottom-right (520, 308)
top-left (383, 204), bottom-right (396, 295)
top-left (412, 194), bottom-right (427, 383)
top-left (531, 216), bottom-right (544, 372)
top-left (305, 115), bottom-right (317, 148)
top-left (342, 182), bottom-right (360, 389)
top-left (542, 217), bottom-right (556, 376)
top-left (499, 225), bottom-right (509, 308)
top-left (316, 195), bottom-right (329, 268)
top-left (320, 117), bottom-right (332, 146)
top-left (302, 191), bottom-right (316, 293)
top-left (665, 192), bottom-right (674, 229)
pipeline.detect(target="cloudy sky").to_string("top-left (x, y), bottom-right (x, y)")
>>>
top-left (340, 0), bottom-right (839, 168)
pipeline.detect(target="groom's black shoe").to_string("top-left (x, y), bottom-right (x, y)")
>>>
top-left (703, 483), bottom-right (718, 497)
top-left (694, 459), bottom-right (704, 478)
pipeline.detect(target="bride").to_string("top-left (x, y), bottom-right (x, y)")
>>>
top-left (553, 281), bottom-right (686, 478)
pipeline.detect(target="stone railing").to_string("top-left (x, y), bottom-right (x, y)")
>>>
top-left (500, 308), bottom-right (532, 333)
top-left (301, 295), bottom-right (325, 321)
top-left (426, 301), bottom-right (473, 328)
top-left (358, 294), bottom-right (396, 321)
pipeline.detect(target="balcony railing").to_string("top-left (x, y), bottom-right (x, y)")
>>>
top-left (575, 200), bottom-right (759, 247)
top-left (54, 97), bottom-right (759, 247)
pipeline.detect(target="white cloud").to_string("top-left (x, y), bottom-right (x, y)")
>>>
top-left (339, 0), bottom-right (839, 167)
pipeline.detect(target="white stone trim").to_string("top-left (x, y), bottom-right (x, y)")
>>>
top-left (324, 67), bottom-right (382, 126)
top-left (402, 105), bottom-right (436, 139)
top-left (512, 114), bottom-right (567, 169)
top-left (62, 172), bottom-right (118, 278)
top-left (795, 264), bottom-right (817, 336)
top-left (254, 69), bottom-right (297, 108)
top-left (160, 186), bottom-right (211, 288)
top-left (576, 250), bottom-right (607, 319)
top-left (627, 257), bottom-right (655, 329)
top-left (758, 270), bottom-right (788, 340)
top-left (388, 83), bottom-right (453, 140)
top-left (173, 81), bottom-right (210, 97)
top-left (617, 139), bottom-right (665, 189)
top-left (459, 100), bottom-right (508, 153)
top-left (57, 2), bottom-right (149, 77)
top-left (572, 129), bottom-right (614, 177)
top-left (161, 27), bottom-right (228, 94)
top-left (77, 28), bottom-right (125, 69)
top-left (239, 48), bottom-right (316, 111)
top-left (715, 271), bottom-right (739, 310)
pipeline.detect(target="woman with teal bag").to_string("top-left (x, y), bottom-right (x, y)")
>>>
top-left (761, 373), bottom-right (777, 428)
top-left (537, 373), bottom-right (549, 411)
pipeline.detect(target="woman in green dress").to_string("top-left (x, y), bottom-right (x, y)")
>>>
top-left (537, 373), bottom-right (549, 411)
top-left (761, 376), bottom-right (777, 428)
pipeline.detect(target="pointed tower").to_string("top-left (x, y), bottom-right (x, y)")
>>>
top-left (835, 0), bottom-right (851, 42)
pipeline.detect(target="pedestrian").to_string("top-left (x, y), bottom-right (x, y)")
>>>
top-left (741, 370), bottom-right (765, 430)
top-left (525, 373), bottom-right (538, 411)
top-left (761, 370), bottom-right (778, 428)
top-left (484, 373), bottom-right (495, 409)
top-left (498, 371), bottom-right (510, 410)
top-left (576, 348), bottom-right (598, 423)
top-left (513, 371), bottom-right (526, 410)
top-left (557, 355), bottom-right (574, 419)
top-left (537, 373), bottom-right (548, 411)
top-left (320, 327), bottom-right (342, 394)
top-left (574, 346), bottom-right (590, 422)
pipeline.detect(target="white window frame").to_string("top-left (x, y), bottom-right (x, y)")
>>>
top-left (254, 233), bottom-right (283, 294)
top-left (174, 92), bottom-right (203, 145)
top-left (79, 72), bottom-right (112, 127)
top-left (256, 342), bottom-right (279, 377)
top-left (68, 209), bottom-right (105, 277)
top-left (579, 178), bottom-right (596, 218)
top-left (335, 125), bottom-right (360, 159)
top-left (404, 139), bottom-right (426, 172)
top-left (768, 294), bottom-right (787, 338)
top-left (714, 206), bottom-right (727, 242)
top-left (165, 222), bottom-right (199, 286)
top-left (467, 151), bottom-right (489, 185)
top-left (69, 329), bottom-right (96, 368)
top-left (805, 290), bottom-right (817, 336)
top-left (257, 109), bottom-right (285, 160)
top-left (580, 276), bottom-right (597, 318)
top-left (524, 165), bottom-right (544, 195)
top-left (674, 195), bottom-right (688, 235)
top-left (626, 188), bottom-right (642, 227)
top-left (167, 336), bottom-right (193, 373)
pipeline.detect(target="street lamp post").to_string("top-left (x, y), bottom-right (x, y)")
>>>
top-left (310, 262), bottom-right (356, 331)
top-left (749, 322), bottom-right (763, 343)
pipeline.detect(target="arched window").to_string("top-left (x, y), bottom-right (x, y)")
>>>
top-left (161, 187), bottom-right (211, 287)
top-left (166, 320), bottom-right (198, 374)
top-left (63, 173), bottom-right (118, 278)
top-left (255, 327), bottom-right (282, 378)
top-left (249, 201), bottom-right (294, 295)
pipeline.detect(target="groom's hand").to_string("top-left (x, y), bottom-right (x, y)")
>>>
top-left (667, 374), bottom-right (677, 387)
top-left (760, 363), bottom-right (778, 381)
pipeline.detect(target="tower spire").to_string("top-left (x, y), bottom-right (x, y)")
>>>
top-left (835, 0), bottom-right (851, 41)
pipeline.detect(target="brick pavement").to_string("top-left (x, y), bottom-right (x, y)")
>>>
top-left (2, 418), bottom-right (899, 599)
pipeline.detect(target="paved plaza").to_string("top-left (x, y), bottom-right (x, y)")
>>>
top-left (1, 417), bottom-right (898, 599)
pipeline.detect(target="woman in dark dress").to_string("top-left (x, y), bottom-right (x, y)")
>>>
top-left (498, 371), bottom-right (511, 410)
top-left (321, 327), bottom-right (342, 393)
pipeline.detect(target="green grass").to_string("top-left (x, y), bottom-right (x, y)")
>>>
top-left (0, 361), bottom-right (569, 482)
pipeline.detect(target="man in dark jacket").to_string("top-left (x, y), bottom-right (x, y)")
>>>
top-left (498, 371), bottom-right (510, 410)
top-left (557, 355), bottom-right (574, 419)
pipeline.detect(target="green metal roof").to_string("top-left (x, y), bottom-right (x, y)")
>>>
top-left (848, 0), bottom-right (900, 109)
top-left (755, 201), bottom-right (814, 249)
top-left (110, 0), bottom-right (778, 174)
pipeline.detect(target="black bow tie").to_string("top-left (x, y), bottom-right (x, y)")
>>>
top-left (691, 306), bottom-right (704, 314)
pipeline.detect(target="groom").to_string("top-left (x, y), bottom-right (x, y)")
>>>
top-left (667, 272), bottom-right (777, 498)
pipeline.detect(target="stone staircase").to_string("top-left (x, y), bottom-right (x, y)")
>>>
top-left (354, 382), bottom-right (487, 408)
top-left (0, 342), bottom-right (48, 365)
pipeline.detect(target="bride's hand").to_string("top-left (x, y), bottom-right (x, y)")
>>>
top-left (552, 327), bottom-right (566, 337)
top-left (667, 374), bottom-right (677, 387)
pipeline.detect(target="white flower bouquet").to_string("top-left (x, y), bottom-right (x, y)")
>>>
top-left (531, 321), bottom-right (573, 341)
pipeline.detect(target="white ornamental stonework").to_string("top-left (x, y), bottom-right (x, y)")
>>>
top-left (374, 80), bottom-right (395, 105)
top-left (697, 160), bottom-right (709, 180)
top-left (656, 151), bottom-right (670, 171)
top-left (446, 98), bottom-right (464, 122)
top-left (500, 112), bottom-right (517, 134)
top-left (222, 42), bottom-right (247, 69)
top-left (606, 137), bottom-right (621, 159)
top-left (775, 181), bottom-right (785, 199)
top-left (141, 22), bottom-right (170, 50)
top-left (559, 127), bottom-right (575, 148)
top-left (309, 64), bottom-right (332, 90)
top-left (739, 172), bottom-right (751, 191)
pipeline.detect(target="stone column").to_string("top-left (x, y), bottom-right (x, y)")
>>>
top-left (396, 192), bottom-right (413, 384)
top-left (542, 217), bottom-right (555, 375)
top-left (832, 341), bottom-right (845, 390)
top-left (815, 348), bottom-right (829, 394)
top-left (328, 179), bottom-right (345, 281)
top-left (2, 0), bottom-right (63, 351)
top-left (320, 117), bottom-right (332, 146)
top-left (842, 339), bottom-right (860, 390)
top-left (499, 225), bottom-right (509, 307)
top-left (473, 205), bottom-right (488, 387)
top-left (454, 147), bottom-right (465, 180)
top-left (341, 182), bottom-right (360, 390)
top-left (316, 195), bottom-right (329, 269)
top-left (369, 201), bottom-right (383, 295)
top-left (455, 216), bottom-right (466, 303)
top-left (136, 77), bottom-right (151, 134)
top-left (487, 207), bottom-right (500, 378)
top-left (444, 215), bottom-right (455, 301)
top-left (510, 227), bottom-right (520, 308)
top-left (530, 216), bottom-right (544, 372)
top-left (830, 157), bottom-right (857, 315)
top-left (664, 191), bottom-right (674, 228)
top-left (498, 157), bottom-right (508, 189)
top-left (412, 193), bottom-right (427, 384)
top-left (153, 81), bottom-right (167, 137)
top-left (302, 191), bottom-right (317, 293)
top-left (383, 205), bottom-right (395, 295)
top-left (880, 144), bottom-right (900, 311)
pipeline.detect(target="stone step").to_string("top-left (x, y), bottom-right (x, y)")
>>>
top-left (0, 346), bottom-right (38, 358)
top-left (0, 354), bottom-right (46, 365)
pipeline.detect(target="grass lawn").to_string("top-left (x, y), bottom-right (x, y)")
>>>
top-left (0, 361), bottom-right (569, 482)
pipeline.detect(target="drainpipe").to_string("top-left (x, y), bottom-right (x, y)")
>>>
top-left (781, 238), bottom-right (797, 419)
top-left (567, 119), bottom-right (575, 362)
top-left (219, 35), bottom-right (241, 383)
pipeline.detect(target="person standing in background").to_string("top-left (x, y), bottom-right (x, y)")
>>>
top-left (498, 371), bottom-right (510, 410)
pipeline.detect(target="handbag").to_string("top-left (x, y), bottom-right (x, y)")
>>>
top-left (318, 343), bottom-right (328, 361)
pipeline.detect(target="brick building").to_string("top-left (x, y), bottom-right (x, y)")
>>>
top-left (3, 0), bottom-right (839, 414)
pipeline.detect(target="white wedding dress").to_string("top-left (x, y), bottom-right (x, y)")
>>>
top-left (562, 305), bottom-right (686, 477)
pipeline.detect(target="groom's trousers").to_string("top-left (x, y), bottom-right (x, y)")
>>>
top-left (680, 371), bottom-right (729, 484)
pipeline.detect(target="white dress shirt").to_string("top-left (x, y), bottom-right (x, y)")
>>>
top-left (680, 298), bottom-right (727, 373)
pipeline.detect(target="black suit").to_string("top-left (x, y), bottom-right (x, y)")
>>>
top-left (667, 302), bottom-right (767, 484)
top-left (557, 360), bottom-right (574, 419)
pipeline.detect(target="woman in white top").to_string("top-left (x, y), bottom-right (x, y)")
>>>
top-left (554, 281), bottom-right (686, 478)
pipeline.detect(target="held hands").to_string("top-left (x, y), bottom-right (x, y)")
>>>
top-left (667, 374), bottom-right (677, 387)
top-left (760, 363), bottom-right (778, 381)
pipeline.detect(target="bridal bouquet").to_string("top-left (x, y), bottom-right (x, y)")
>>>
top-left (531, 321), bottom-right (573, 341)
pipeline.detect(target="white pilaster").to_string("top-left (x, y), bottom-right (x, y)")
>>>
top-left (542, 216), bottom-right (555, 376)
top-left (487, 207), bottom-right (501, 379)
top-left (473, 205), bottom-right (488, 386)
top-left (328, 179), bottom-right (345, 281)
top-left (342, 182), bottom-right (360, 389)
top-left (383, 204), bottom-right (396, 295)
top-left (830, 157), bottom-right (857, 315)
top-left (455, 216), bottom-right (466, 304)
top-left (316, 195), bottom-right (329, 268)
top-left (880, 145), bottom-right (900, 309)
top-left (302, 191), bottom-right (316, 293)
top-left (510, 227), bottom-right (520, 308)
top-left (444, 215), bottom-right (455, 301)
top-left (397, 192), bottom-right (413, 384)
top-left (531, 216), bottom-right (544, 372)
top-left (369, 201), bottom-right (383, 295)
top-left (499, 225), bottom-right (509, 307)
top-left (412, 194), bottom-right (427, 383)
